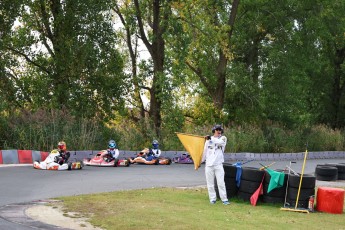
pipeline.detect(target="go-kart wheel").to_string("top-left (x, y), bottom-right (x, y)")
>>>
top-left (114, 159), bottom-right (119, 167)
top-left (126, 159), bottom-right (130, 167)
top-left (68, 162), bottom-right (72, 170)
top-left (167, 158), bottom-right (172, 165)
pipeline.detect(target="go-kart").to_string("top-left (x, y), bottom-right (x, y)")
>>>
top-left (33, 149), bottom-right (83, 170)
top-left (83, 150), bottom-right (130, 167)
top-left (173, 153), bottom-right (193, 164)
top-left (128, 155), bottom-right (172, 165)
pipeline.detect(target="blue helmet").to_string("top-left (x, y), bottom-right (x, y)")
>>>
top-left (152, 140), bottom-right (159, 149)
top-left (108, 140), bottom-right (116, 149)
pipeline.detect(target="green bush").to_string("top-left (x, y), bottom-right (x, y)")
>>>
top-left (1, 109), bottom-right (345, 153)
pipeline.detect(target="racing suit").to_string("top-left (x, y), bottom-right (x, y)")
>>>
top-left (56, 150), bottom-right (70, 165)
top-left (202, 135), bottom-right (228, 203)
top-left (106, 148), bottom-right (119, 162)
top-left (146, 148), bottom-right (161, 161)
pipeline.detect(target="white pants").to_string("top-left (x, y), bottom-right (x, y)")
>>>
top-left (205, 164), bottom-right (228, 202)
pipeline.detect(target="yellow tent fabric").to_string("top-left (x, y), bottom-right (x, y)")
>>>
top-left (176, 132), bottom-right (206, 170)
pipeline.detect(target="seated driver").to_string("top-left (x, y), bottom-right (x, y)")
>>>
top-left (146, 140), bottom-right (162, 161)
top-left (55, 141), bottom-right (70, 165)
top-left (104, 140), bottom-right (119, 162)
top-left (128, 148), bottom-right (157, 164)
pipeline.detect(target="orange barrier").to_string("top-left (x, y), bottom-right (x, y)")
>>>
top-left (316, 187), bottom-right (344, 214)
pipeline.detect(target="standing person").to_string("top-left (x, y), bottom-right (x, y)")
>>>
top-left (105, 140), bottom-right (119, 162)
top-left (201, 124), bottom-right (230, 205)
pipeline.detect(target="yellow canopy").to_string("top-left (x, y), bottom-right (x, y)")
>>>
top-left (176, 132), bottom-right (206, 170)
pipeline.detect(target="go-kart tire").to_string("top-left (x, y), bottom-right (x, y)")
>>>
top-left (68, 162), bottom-right (72, 170)
top-left (126, 160), bottom-right (130, 167)
top-left (114, 159), bottom-right (119, 167)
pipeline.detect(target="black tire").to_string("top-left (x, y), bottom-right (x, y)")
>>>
top-left (315, 173), bottom-right (338, 181)
top-left (315, 165), bottom-right (338, 176)
top-left (166, 158), bottom-right (172, 165)
top-left (215, 187), bottom-right (238, 199)
top-left (263, 183), bottom-right (286, 197)
top-left (114, 159), bottom-right (119, 167)
top-left (237, 191), bottom-right (255, 202)
top-left (262, 195), bottom-right (285, 204)
top-left (67, 162), bottom-right (72, 170)
top-left (286, 198), bottom-right (308, 209)
top-left (126, 159), bottom-right (130, 167)
top-left (287, 187), bottom-right (315, 201)
top-left (324, 163), bottom-right (345, 173)
top-left (223, 164), bottom-right (237, 177)
top-left (338, 172), bottom-right (345, 180)
top-left (241, 167), bottom-right (265, 182)
top-left (224, 177), bottom-right (238, 191)
top-left (239, 180), bottom-right (262, 194)
top-left (288, 174), bottom-right (316, 189)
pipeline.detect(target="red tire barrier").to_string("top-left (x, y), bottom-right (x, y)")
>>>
top-left (40, 151), bottom-right (49, 161)
top-left (316, 187), bottom-right (344, 214)
top-left (18, 150), bottom-right (33, 163)
top-left (0, 150), bottom-right (3, 164)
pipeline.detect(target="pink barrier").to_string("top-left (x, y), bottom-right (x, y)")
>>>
top-left (0, 150), bottom-right (2, 164)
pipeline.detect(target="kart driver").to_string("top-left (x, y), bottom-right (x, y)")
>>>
top-left (55, 141), bottom-right (70, 165)
top-left (146, 140), bottom-right (162, 161)
top-left (128, 148), bottom-right (158, 164)
top-left (105, 140), bottom-right (120, 162)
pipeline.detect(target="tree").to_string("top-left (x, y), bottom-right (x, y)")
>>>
top-left (114, 0), bottom-right (174, 137)
top-left (2, 0), bottom-right (126, 120)
top-left (172, 0), bottom-right (240, 116)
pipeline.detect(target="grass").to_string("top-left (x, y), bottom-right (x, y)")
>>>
top-left (54, 187), bottom-right (345, 230)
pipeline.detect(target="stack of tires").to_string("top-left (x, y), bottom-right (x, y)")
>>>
top-left (237, 167), bottom-right (265, 202)
top-left (285, 174), bottom-right (316, 209)
top-left (315, 163), bottom-right (345, 181)
top-left (315, 164), bottom-right (338, 181)
top-left (262, 170), bottom-right (287, 204)
top-left (215, 163), bottom-right (238, 199)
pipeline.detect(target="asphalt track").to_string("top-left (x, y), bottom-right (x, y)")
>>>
top-left (0, 158), bottom-right (344, 229)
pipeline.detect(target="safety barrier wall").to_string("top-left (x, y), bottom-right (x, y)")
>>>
top-left (0, 150), bottom-right (344, 164)
top-left (0, 150), bottom-right (49, 164)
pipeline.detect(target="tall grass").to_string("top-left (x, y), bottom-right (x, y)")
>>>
top-left (0, 109), bottom-right (344, 152)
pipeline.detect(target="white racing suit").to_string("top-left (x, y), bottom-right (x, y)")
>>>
top-left (33, 149), bottom-right (69, 170)
top-left (107, 148), bottom-right (120, 160)
top-left (202, 135), bottom-right (228, 202)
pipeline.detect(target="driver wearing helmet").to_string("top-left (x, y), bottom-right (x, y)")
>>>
top-left (105, 140), bottom-right (119, 162)
top-left (146, 140), bottom-right (161, 161)
top-left (55, 141), bottom-right (70, 165)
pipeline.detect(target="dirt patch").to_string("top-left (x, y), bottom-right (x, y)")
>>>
top-left (25, 203), bottom-right (103, 230)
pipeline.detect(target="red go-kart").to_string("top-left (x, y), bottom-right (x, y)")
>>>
top-left (83, 150), bottom-right (130, 167)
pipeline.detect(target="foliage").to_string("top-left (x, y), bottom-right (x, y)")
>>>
top-left (1, 0), bottom-right (126, 119)
top-left (1, 1), bottom-right (345, 151)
